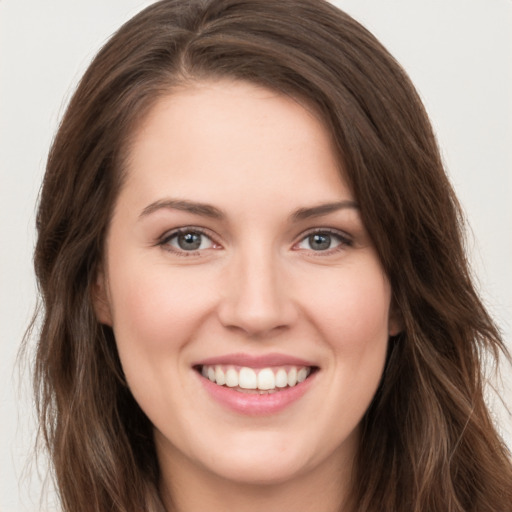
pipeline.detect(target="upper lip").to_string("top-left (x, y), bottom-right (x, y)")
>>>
top-left (193, 352), bottom-right (317, 369)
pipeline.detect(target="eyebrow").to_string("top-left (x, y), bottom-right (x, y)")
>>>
top-left (139, 198), bottom-right (359, 222)
top-left (291, 200), bottom-right (359, 221)
top-left (139, 199), bottom-right (225, 220)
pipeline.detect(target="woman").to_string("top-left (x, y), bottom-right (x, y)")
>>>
top-left (32, 0), bottom-right (512, 510)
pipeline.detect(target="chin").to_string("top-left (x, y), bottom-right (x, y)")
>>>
top-left (209, 426), bottom-right (347, 486)
top-left (156, 425), bottom-right (321, 487)
top-left (201, 449), bottom-right (312, 486)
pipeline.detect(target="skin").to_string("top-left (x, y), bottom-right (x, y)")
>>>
top-left (94, 80), bottom-right (400, 512)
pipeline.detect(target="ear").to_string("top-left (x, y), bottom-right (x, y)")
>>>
top-left (388, 299), bottom-right (403, 337)
top-left (91, 267), bottom-right (113, 326)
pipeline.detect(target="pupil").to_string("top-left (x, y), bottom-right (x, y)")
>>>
top-left (178, 232), bottom-right (201, 250)
top-left (309, 233), bottom-right (331, 250)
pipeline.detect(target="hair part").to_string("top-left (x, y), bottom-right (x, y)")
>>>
top-left (31, 1), bottom-right (511, 511)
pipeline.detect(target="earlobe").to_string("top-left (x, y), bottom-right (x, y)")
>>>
top-left (388, 300), bottom-right (403, 337)
top-left (92, 269), bottom-right (113, 326)
top-left (388, 321), bottom-right (402, 337)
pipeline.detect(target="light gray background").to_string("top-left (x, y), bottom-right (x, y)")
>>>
top-left (1, 1), bottom-right (511, 511)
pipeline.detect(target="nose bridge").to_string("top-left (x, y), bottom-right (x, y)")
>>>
top-left (217, 240), bottom-right (295, 335)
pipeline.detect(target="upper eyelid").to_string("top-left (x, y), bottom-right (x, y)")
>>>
top-left (296, 227), bottom-right (352, 242)
top-left (156, 227), bottom-right (220, 255)
top-left (157, 227), bottom-right (221, 257)
top-left (159, 226), bottom-right (216, 243)
top-left (292, 228), bottom-right (354, 254)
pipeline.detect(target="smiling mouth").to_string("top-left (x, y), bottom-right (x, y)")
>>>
top-left (195, 364), bottom-right (318, 394)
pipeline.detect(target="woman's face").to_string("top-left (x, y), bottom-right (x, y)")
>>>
top-left (95, 80), bottom-right (399, 491)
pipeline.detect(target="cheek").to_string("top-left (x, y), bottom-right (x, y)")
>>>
top-left (313, 266), bottom-right (390, 421)
top-left (301, 262), bottom-right (392, 350)
top-left (106, 261), bottom-right (219, 415)
top-left (107, 260), bottom-right (218, 357)
top-left (300, 260), bottom-right (390, 407)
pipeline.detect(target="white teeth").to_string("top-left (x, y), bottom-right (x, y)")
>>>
top-left (225, 368), bottom-right (239, 387)
top-left (275, 368), bottom-right (288, 388)
top-left (215, 366), bottom-right (226, 386)
top-left (257, 368), bottom-right (275, 390)
top-left (200, 364), bottom-right (312, 391)
top-left (239, 367), bottom-right (257, 389)
top-left (287, 367), bottom-right (297, 387)
top-left (297, 367), bottom-right (309, 383)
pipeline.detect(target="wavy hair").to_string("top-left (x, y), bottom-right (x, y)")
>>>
top-left (31, 0), bottom-right (512, 510)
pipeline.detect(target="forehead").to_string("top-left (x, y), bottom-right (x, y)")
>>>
top-left (121, 79), bottom-right (352, 214)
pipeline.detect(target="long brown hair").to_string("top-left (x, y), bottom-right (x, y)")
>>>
top-left (31, 0), bottom-right (512, 510)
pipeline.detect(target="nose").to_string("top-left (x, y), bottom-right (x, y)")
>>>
top-left (217, 247), bottom-right (298, 337)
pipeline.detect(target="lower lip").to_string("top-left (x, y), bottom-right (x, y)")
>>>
top-left (197, 371), bottom-right (317, 415)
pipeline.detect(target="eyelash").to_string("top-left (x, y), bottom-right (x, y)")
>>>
top-left (157, 227), bottom-right (353, 256)
top-left (158, 227), bottom-right (219, 257)
top-left (294, 228), bottom-right (353, 255)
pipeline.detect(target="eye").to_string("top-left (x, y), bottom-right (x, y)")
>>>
top-left (295, 230), bottom-right (351, 252)
top-left (160, 228), bottom-right (216, 253)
